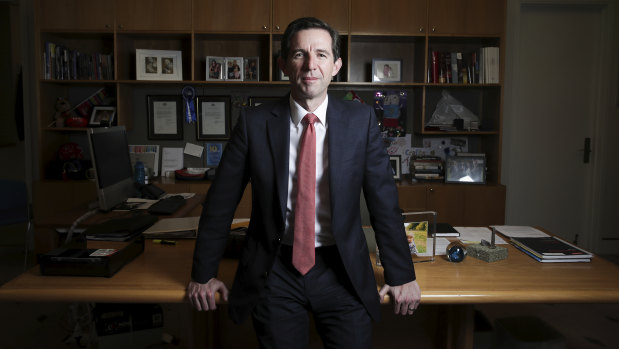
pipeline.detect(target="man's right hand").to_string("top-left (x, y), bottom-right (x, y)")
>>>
top-left (187, 278), bottom-right (229, 311)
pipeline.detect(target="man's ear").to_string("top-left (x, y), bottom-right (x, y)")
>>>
top-left (277, 57), bottom-right (288, 75)
top-left (332, 57), bottom-right (343, 77)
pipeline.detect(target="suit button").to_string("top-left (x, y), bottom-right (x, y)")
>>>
top-left (272, 237), bottom-right (281, 246)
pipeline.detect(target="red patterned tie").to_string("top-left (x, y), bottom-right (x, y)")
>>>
top-left (293, 113), bottom-right (318, 275)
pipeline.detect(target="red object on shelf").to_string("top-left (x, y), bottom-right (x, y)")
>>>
top-left (65, 116), bottom-right (88, 128)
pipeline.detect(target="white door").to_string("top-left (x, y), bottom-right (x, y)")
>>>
top-left (502, 1), bottom-right (617, 251)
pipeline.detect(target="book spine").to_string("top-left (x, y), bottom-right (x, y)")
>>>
top-left (431, 51), bottom-right (439, 83)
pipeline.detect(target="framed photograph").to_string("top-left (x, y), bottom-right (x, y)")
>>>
top-left (206, 56), bottom-right (224, 81)
top-left (136, 49), bottom-right (183, 81)
top-left (372, 58), bottom-right (402, 82)
top-left (196, 96), bottom-right (231, 140)
top-left (244, 57), bottom-right (259, 81)
top-left (445, 154), bottom-right (486, 184)
top-left (248, 96), bottom-right (282, 107)
top-left (147, 95), bottom-right (183, 140)
top-left (224, 57), bottom-right (244, 81)
top-left (389, 155), bottom-right (402, 180)
top-left (89, 106), bottom-right (116, 126)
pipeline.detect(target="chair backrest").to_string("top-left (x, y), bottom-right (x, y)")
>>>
top-left (0, 180), bottom-right (29, 225)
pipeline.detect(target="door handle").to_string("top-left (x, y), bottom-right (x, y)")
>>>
top-left (582, 137), bottom-right (591, 164)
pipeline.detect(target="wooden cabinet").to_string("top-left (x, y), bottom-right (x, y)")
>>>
top-left (32, 0), bottom-right (507, 224)
top-left (272, 0), bottom-right (349, 34)
top-left (115, 0), bottom-right (192, 31)
top-left (36, 0), bottom-right (115, 31)
top-left (397, 183), bottom-right (505, 227)
top-left (193, 0), bottom-right (271, 32)
top-left (351, 0), bottom-right (427, 35)
top-left (428, 0), bottom-right (505, 35)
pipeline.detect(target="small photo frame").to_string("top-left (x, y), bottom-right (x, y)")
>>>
top-left (89, 106), bottom-right (116, 126)
top-left (244, 57), bottom-right (260, 81)
top-left (279, 69), bottom-right (289, 81)
top-left (224, 57), bottom-right (244, 81)
top-left (147, 95), bottom-right (183, 140)
top-left (136, 49), bottom-right (183, 81)
top-left (206, 56), bottom-right (224, 81)
top-left (372, 58), bottom-right (402, 82)
top-left (389, 155), bottom-right (402, 180)
top-left (445, 154), bottom-right (486, 184)
top-left (196, 96), bottom-right (231, 140)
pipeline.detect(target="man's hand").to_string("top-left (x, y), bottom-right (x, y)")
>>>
top-left (187, 278), bottom-right (229, 311)
top-left (379, 280), bottom-right (421, 315)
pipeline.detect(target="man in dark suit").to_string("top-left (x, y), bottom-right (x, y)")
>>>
top-left (187, 17), bottom-right (420, 348)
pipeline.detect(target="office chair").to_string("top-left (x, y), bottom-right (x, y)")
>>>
top-left (0, 180), bottom-right (33, 281)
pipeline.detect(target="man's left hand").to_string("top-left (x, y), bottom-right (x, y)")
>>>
top-left (379, 280), bottom-right (421, 315)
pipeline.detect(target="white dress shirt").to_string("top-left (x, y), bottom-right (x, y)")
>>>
top-left (283, 95), bottom-right (334, 247)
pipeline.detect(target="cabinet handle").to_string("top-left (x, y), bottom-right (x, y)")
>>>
top-left (429, 188), bottom-right (434, 193)
top-left (275, 25), bottom-right (280, 31)
top-left (105, 24), bottom-right (111, 29)
top-left (419, 26), bottom-right (424, 32)
top-left (431, 26), bottom-right (436, 32)
top-left (262, 25), bottom-right (268, 30)
top-left (118, 24), bottom-right (124, 29)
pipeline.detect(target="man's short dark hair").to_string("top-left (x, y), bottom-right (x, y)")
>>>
top-left (280, 17), bottom-right (341, 62)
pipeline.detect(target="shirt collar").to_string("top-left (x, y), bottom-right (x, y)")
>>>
top-left (289, 95), bottom-right (328, 127)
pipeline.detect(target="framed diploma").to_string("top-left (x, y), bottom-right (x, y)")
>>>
top-left (147, 95), bottom-right (183, 140)
top-left (196, 96), bottom-right (231, 140)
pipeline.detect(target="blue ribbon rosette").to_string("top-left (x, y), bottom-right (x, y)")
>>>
top-left (182, 86), bottom-right (196, 123)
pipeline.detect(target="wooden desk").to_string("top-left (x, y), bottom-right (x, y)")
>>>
top-left (2, 239), bottom-right (619, 348)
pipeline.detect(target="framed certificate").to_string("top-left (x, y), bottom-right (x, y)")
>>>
top-left (196, 96), bottom-right (231, 140)
top-left (147, 95), bottom-right (183, 140)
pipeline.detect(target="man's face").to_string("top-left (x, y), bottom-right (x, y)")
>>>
top-left (279, 28), bottom-right (342, 108)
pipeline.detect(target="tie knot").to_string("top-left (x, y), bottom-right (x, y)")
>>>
top-left (303, 113), bottom-right (318, 125)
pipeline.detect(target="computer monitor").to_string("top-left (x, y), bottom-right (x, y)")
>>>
top-left (87, 126), bottom-right (135, 211)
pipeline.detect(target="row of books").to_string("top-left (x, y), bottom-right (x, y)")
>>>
top-left (43, 42), bottom-right (114, 81)
top-left (429, 47), bottom-right (499, 84)
top-left (412, 156), bottom-right (444, 181)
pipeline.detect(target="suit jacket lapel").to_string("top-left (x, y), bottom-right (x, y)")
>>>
top-left (267, 100), bottom-right (291, 222)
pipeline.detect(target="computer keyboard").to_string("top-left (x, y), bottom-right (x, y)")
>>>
top-left (147, 195), bottom-right (186, 215)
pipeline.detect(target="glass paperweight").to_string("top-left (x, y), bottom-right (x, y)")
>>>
top-left (446, 241), bottom-right (467, 263)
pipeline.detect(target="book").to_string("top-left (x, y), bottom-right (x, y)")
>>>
top-left (510, 236), bottom-right (593, 261)
top-left (512, 244), bottom-right (591, 263)
top-left (433, 223), bottom-right (460, 237)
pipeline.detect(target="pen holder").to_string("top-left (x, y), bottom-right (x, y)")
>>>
top-left (468, 244), bottom-right (508, 262)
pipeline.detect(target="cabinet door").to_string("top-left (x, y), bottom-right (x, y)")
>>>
top-left (427, 185), bottom-right (465, 225)
top-left (116, 0), bottom-right (192, 31)
top-left (428, 0), bottom-right (505, 36)
top-left (462, 185), bottom-right (505, 226)
top-left (37, 0), bottom-right (114, 31)
top-left (351, 0), bottom-right (426, 35)
top-left (272, 0), bottom-right (349, 34)
top-left (397, 185), bottom-right (427, 213)
top-left (193, 0), bottom-right (271, 32)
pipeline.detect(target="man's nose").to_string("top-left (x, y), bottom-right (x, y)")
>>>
top-left (304, 54), bottom-right (317, 70)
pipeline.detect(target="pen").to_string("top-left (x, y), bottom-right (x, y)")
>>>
top-left (153, 239), bottom-right (176, 245)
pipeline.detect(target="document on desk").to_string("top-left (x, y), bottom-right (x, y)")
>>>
top-left (143, 216), bottom-right (200, 239)
top-left (455, 227), bottom-right (508, 244)
top-left (490, 225), bottom-right (549, 239)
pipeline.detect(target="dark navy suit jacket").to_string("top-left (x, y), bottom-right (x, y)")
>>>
top-left (191, 95), bottom-right (416, 324)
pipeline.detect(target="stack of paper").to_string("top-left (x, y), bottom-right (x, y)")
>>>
top-left (510, 236), bottom-right (592, 263)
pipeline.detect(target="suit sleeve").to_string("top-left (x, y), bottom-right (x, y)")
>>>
top-left (362, 107), bottom-right (416, 286)
top-left (191, 109), bottom-right (251, 283)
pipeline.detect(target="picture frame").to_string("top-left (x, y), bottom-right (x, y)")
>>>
top-left (279, 69), bottom-right (289, 81)
top-left (196, 96), bottom-right (231, 140)
top-left (244, 57), bottom-right (260, 81)
top-left (224, 57), bottom-right (244, 81)
top-left (372, 58), bottom-right (403, 82)
top-left (389, 155), bottom-right (402, 180)
top-left (445, 154), bottom-right (486, 184)
top-left (136, 49), bottom-right (183, 81)
top-left (147, 95), bottom-right (183, 140)
top-left (206, 56), bottom-right (224, 81)
top-left (89, 106), bottom-right (116, 126)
